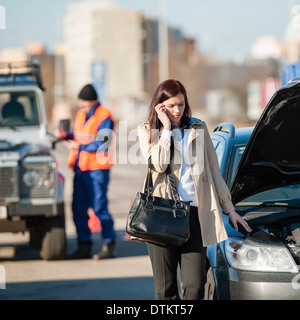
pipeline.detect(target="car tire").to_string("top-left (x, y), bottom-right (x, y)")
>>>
top-left (204, 267), bottom-right (218, 300)
top-left (40, 205), bottom-right (66, 260)
top-left (29, 226), bottom-right (44, 248)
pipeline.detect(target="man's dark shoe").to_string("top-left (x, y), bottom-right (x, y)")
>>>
top-left (67, 242), bottom-right (92, 259)
top-left (93, 240), bottom-right (116, 259)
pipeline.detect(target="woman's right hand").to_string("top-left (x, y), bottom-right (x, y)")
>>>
top-left (155, 103), bottom-right (171, 130)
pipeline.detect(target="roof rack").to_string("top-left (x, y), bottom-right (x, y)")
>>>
top-left (0, 60), bottom-right (45, 90)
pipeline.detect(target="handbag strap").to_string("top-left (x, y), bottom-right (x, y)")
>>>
top-left (145, 157), bottom-right (181, 203)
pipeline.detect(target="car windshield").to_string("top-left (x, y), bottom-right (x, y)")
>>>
top-left (229, 145), bottom-right (300, 204)
top-left (0, 91), bottom-right (40, 127)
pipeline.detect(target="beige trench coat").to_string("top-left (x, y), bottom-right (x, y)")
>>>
top-left (137, 119), bottom-right (235, 247)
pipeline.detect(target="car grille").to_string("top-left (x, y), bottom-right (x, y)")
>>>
top-left (0, 167), bottom-right (18, 201)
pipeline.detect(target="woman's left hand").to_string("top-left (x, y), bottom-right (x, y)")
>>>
top-left (228, 210), bottom-right (252, 233)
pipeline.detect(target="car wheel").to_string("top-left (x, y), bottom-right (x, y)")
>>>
top-left (29, 225), bottom-right (44, 248)
top-left (204, 267), bottom-right (217, 300)
top-left (40, 205), bottom-right (66, 260)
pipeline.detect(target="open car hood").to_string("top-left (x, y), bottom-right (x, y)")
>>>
top-left (231, 79), bottom-right (300, 205)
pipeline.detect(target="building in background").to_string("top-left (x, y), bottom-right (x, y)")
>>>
top-left (141, 18), bottom-right (204, 119)
top-left (281, 2), bottom-right (300, 85)
top-left (0, 0), bottom-right (286, 127)
top-left (63, 0), bottom-right (204, 125)
top-left (284, 5), bottom-right (300, 62)
top-left (64, 0), bottom-right (144, 124)
top-left (250, 36), bottom-right (283, 60)
top-left (203, 59), bottom-right (280, 123)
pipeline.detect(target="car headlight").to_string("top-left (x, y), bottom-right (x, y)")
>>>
top-left (225, 238), bottom-right (298, 273)
top-left (23, 170), bottom-right (41, 187)
top-left (21, 161), bottom-right (55, 198)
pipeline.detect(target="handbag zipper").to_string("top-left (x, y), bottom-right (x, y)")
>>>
top-left (146, 204), bottom-right (178, 218)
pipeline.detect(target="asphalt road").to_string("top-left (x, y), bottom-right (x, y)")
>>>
top-left (0, 140), bottom-right (155, 300)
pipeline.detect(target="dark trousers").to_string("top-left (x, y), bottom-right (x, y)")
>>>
top-left (147, 206), bottom-right (207, 300)
top-left (72, 169), bottom-right (116, 243)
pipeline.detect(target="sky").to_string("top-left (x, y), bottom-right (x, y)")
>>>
top-left (0, 0), bottom-right (296, 61)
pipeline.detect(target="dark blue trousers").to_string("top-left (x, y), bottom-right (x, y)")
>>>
top-left (72, 168), bottom-right (116, 243)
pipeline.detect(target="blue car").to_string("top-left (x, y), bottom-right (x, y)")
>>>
top-left (204, 79), bottom-right (300, 300)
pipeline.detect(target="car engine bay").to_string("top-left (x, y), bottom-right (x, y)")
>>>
top-left (260, 220), bottom-right (300, 264)
top-left (236, 206), bottom-right (300, 265)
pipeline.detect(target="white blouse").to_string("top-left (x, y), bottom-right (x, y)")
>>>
top-left (161, 128), bottom-right (198, 207)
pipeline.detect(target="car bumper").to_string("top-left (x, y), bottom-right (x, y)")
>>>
top-left (2, 199), bottom-right (63, 218)
top-left (214, 267), bottom-right (300, 300)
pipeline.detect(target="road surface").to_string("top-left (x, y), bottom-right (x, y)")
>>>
top-left (0, 140), bottom-right (155, 300)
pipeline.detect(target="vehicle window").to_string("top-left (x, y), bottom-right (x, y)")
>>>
top-left (228, 145), bottom-right (246, 187)
top-left (0, 91), bottom-right (40, 127)
top-left (212, 139), bottom-right (224, 166)
top-left (212, 139), bottom-right (219, 149)
top-left (229, 144), bottom-right (300, 203)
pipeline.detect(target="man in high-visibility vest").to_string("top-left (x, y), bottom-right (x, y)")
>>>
top-left (55, 84), bottom-right (116, 259)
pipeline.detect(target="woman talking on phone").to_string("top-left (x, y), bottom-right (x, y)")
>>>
top-left (137, 79), bottom-right (251, 300)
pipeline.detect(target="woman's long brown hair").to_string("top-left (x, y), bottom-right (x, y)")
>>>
top-left (147, 79), bottom-right (192, 131)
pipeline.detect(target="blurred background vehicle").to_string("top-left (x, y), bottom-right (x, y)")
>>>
top-left (0, 61), bottom-right (66, 260)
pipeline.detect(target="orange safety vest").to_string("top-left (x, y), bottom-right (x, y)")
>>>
top-left (68, 105), bottom-right (115, 171)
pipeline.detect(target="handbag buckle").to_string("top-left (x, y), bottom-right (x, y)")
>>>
top-left (174, 201), bottom-right (184, 209)
top-left (173, 202), bottom-right (183, 218)
top-left (146, 195), bottom-right (155, 203)
top-left (145, 195), bottom-right (155, 211)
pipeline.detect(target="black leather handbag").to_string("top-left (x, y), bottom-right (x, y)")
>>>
top-left (126, 158), bottom-right (191, 246)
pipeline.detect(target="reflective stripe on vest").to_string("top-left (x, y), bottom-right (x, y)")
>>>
top-left (68, 105), bottom-right (115, 171)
